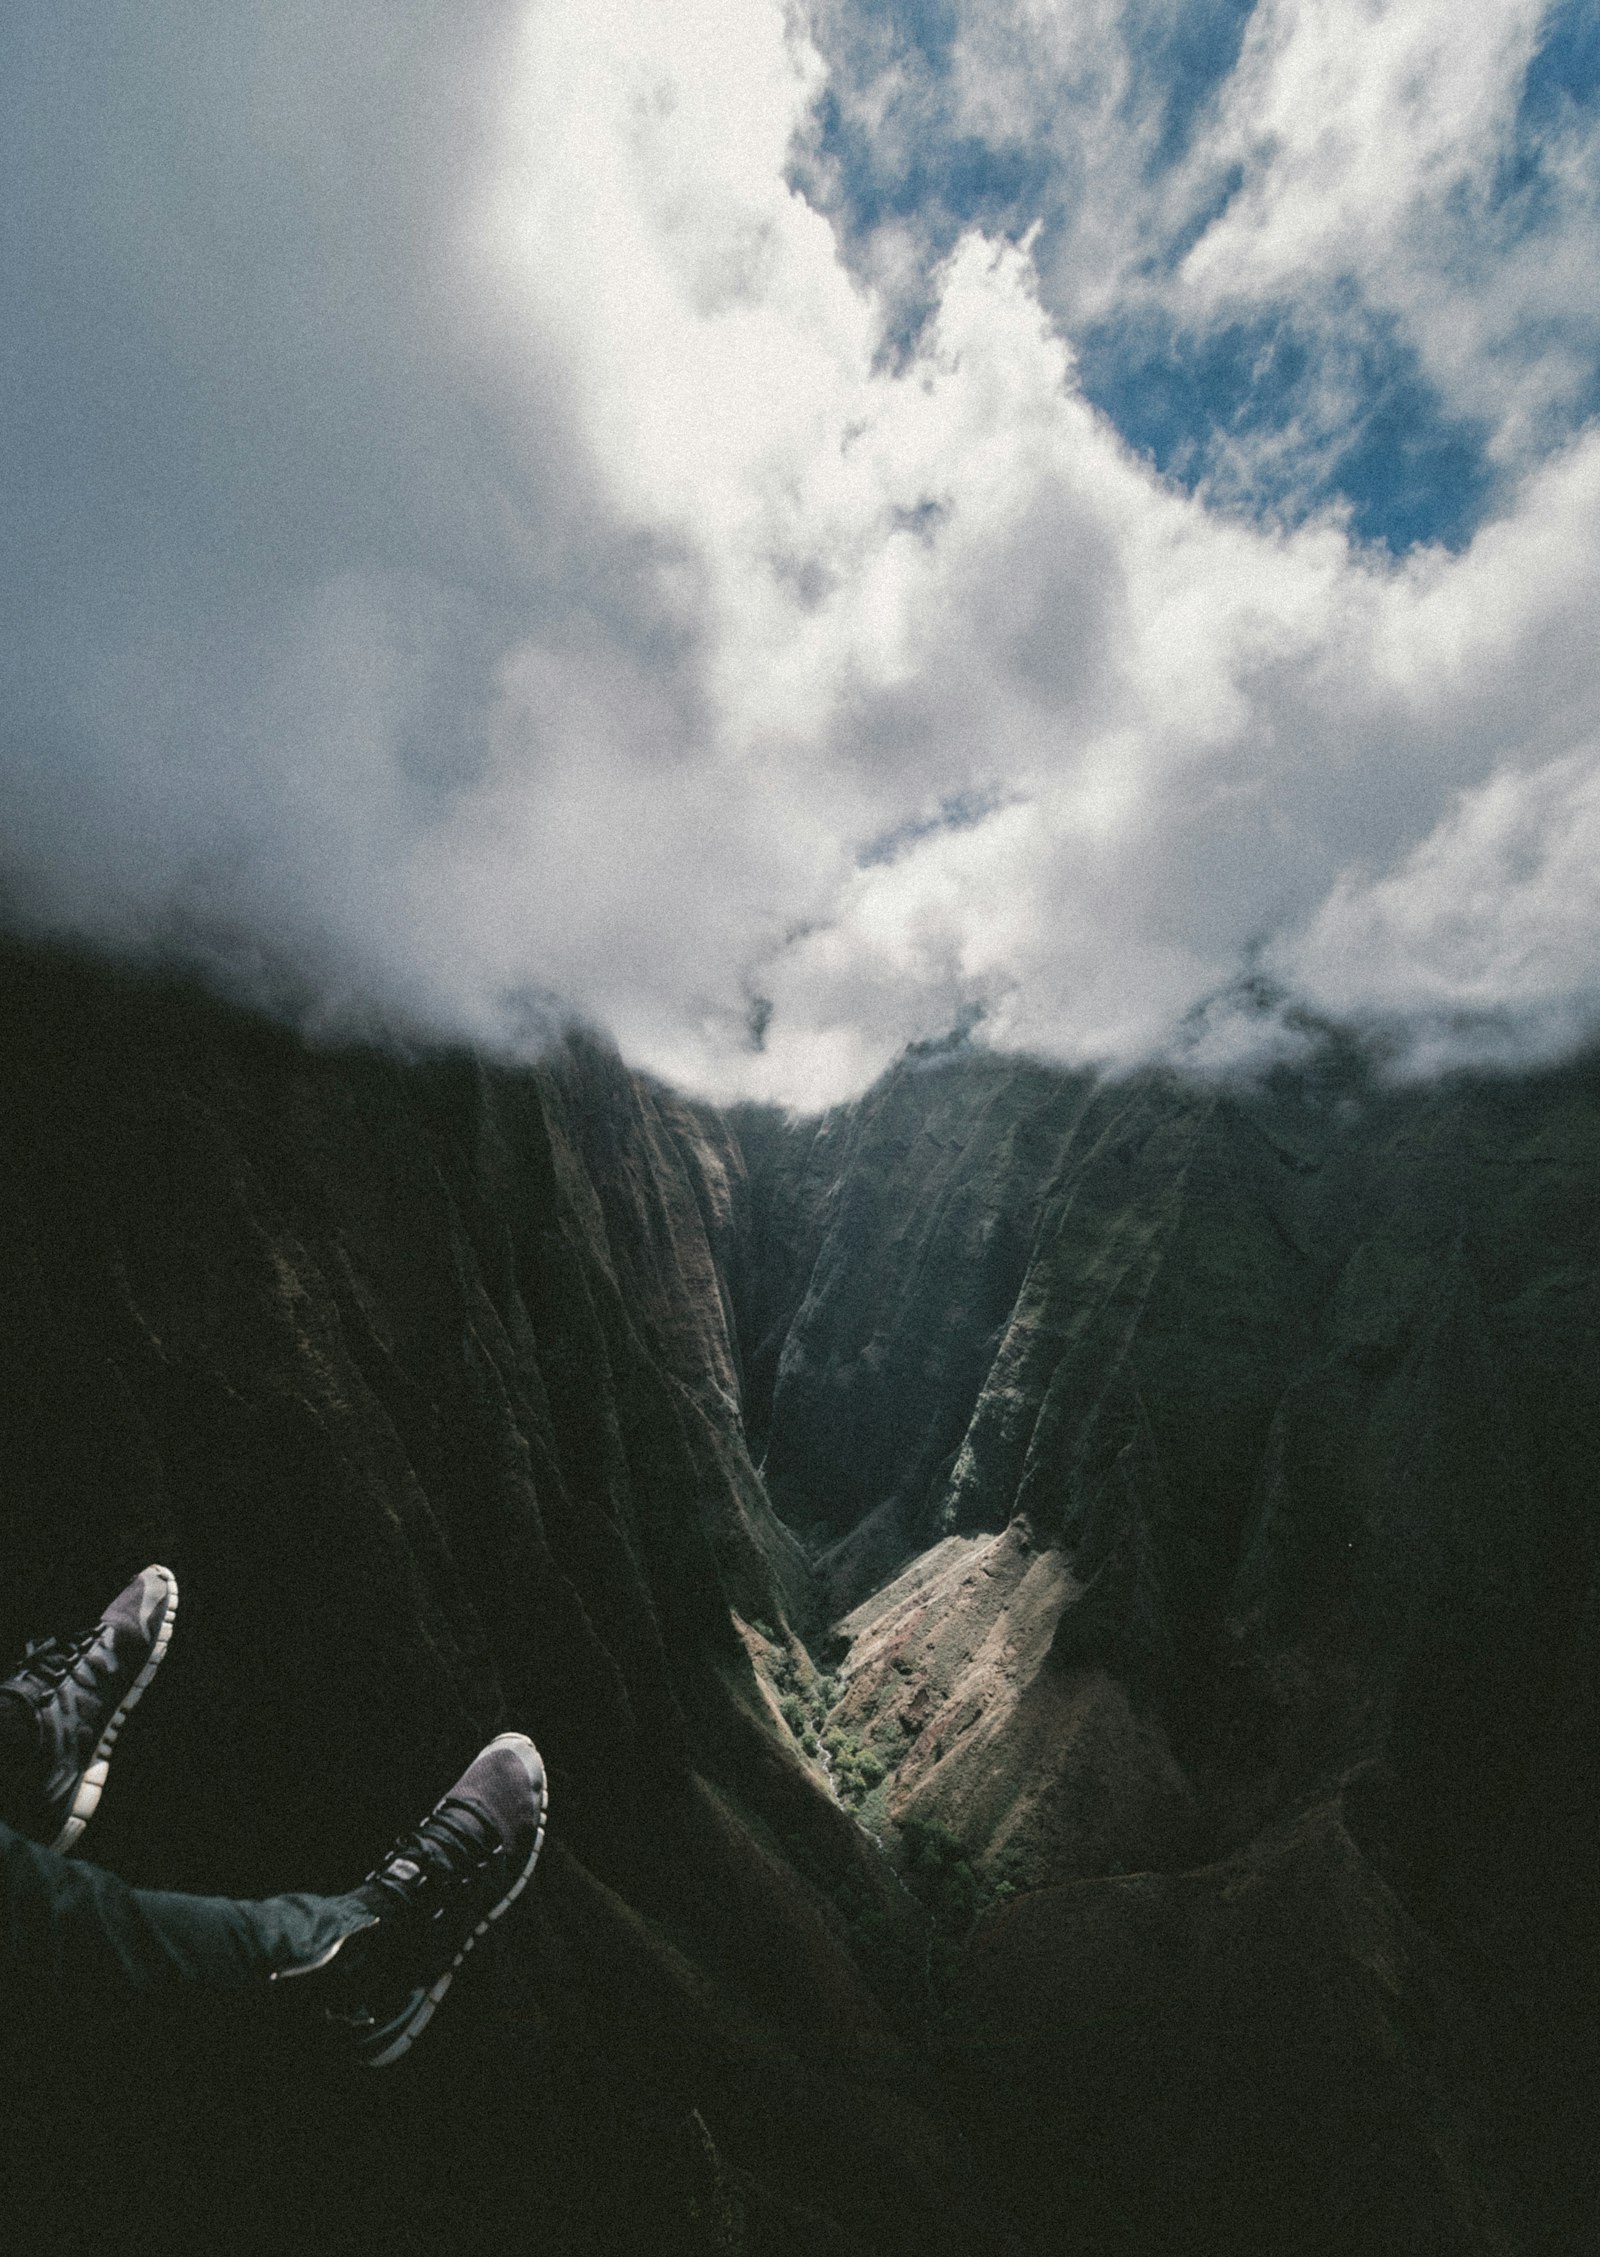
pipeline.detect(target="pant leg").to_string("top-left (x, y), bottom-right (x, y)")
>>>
top-left (0, 1817), bottom-right (373, 1998)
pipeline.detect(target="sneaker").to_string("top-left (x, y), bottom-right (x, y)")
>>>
top-left (0, 1565), bottom-right (179, 1852)
top-left (330, 1732), bottom-right (548, 2067)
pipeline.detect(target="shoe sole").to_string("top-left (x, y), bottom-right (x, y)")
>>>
top-left (363, 1734), bottom-right (548, 2068)
top-left (53, 1567), bottom-right (180, 1854)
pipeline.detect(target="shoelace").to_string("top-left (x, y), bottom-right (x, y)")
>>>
top-left (16, 1627), bottom-right (103, 1694)
top-left (367, 1799), bottom-right (505, 1914)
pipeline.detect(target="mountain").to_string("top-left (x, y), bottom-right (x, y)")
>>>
top-left (1, 940), bottom-right (1596, 2254)
top-left (733, 1037), bottom-right (1600, 2253)
top-left (0, 942), bottom-right (977, 2257)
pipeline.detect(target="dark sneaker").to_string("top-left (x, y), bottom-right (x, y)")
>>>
top-left (0, 1565), bottom-right (179, 1852)
top-left (330, 1732), bottom-right (547, 2067)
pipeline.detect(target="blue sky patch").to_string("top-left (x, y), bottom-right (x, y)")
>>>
top-left (807, 83), bottom-right (1053, 240)
top-left (1523, 0), bottom-right (1600, 120)
top-left (1122, 0), bottom-right (1258, 170)
top-left (793, 0), bottom-right (1575, 555)
top-left (1076, 306), bottom-right (1497, 551)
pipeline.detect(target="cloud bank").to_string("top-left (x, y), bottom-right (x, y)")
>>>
top-left (3, 0), bottom-right (1599, 1105)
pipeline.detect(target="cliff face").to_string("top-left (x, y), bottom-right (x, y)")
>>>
top-left (734, 1036), bottom-right (1600, 2256)
top-left (735, 1037), bottom-right (1600, 1823)
top-left (3, 946), bottom-right (1597, 2255)
top-left (0, 945), bottom-right (986, 2257)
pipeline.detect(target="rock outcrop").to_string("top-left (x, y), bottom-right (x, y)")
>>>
top-left (3, 944), bottom-right (1597, 2254)
top-left (734, 1031), bottom-right (1600, 2254)
top-left (0, 942), bottom-right (988, 2257)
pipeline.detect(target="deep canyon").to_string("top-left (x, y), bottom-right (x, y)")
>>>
top-left (2, 937), bottom-right (1597, 2255)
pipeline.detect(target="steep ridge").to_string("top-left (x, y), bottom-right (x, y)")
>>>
top-left (0, 942), bottom-right (999, 2257)
top-left (733, 1034), bottom-right (1600, 2255)
top-left (3, 945), bottom-right (1598, 2254)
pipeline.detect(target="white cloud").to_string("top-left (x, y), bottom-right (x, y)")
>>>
top-left (2, 0), bottom-right (1600, 1108)
top-left (1288, 743), bottom-right (1600, 1054)
top-left (937, 0), bottom-right (1600, 478)
top-left (1177, 0), bottom-right (1600, 460)
top-left (1183, 0), bottom-right (1545, 293)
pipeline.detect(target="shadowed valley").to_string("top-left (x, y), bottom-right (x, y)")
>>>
top-left (2, 944), bottom-right (1597, 2254)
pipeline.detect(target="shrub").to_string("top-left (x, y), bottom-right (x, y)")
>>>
top-left (897, 1817), bottom-right (980, 1936)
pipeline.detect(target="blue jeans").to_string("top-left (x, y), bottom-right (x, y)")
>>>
top-left (0, 1817), bottom-right (372, 1996)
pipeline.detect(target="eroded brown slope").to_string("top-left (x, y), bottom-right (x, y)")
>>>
top-left (736, 1034), bottom-right (1600, 2255)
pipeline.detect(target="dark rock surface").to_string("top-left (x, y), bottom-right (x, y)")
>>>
top-left (0, 943), bottom-right (991, 2257)
top-left (3, 944), bottom-right (1598, 2253)
top-left (736, 1034), bottom-right (1600, 2255)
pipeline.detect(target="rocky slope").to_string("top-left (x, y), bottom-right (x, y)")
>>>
top-left (2, 945), bottom-right (1597, 2254)
top-left (0, 942), bottom-right (993, 2257)
top-left (734, 1032), bottom-right (1600, 2255)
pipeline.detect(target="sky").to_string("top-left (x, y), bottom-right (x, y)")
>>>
top-left (2, 0), bottom-right (1599, 1106)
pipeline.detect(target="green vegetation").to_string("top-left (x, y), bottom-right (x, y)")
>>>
top-left (828, 1865), bottom-right (926, 2007)
top-left (761, 1634), bottom-right (840, 1771)
top-left (986, 1840), bottom-right (1028, 1904)
top-left (822, 1723), bottom-right (886, 1804)
top-left (897, 1816), bottom-right (980, 1938)
top-left (823, 1814), bottom-right (1023, 2027)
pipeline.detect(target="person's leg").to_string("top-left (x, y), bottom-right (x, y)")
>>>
top-left (0, 1814), bottom-right (374, 1996)
top-left (1, 1565), bottom-right (548, 2063)
top-left (0, 1732), bottom-right (548, 2067)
